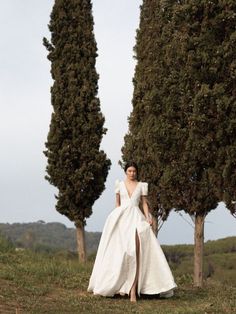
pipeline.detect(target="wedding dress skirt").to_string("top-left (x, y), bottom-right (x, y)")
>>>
top-left (87, 180), bottom-right (177, 297)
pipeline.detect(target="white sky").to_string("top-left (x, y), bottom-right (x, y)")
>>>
top-left (0, 1), bottom-right (235, 244)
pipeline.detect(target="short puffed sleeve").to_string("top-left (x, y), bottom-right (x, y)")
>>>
top-left (141, 182), bottom-right (148, 196)
top-left (115, 179), bottom-right (120, 194)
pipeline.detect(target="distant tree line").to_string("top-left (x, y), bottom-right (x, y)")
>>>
top-left (0, 222), bottom-right (101, 254)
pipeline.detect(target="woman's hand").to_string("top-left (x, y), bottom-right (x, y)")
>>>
top-left (141, 195), bottom-right (153, 225)
top-left (146, 216), bottom-right (153, 225)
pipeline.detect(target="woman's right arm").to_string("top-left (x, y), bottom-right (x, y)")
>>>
top-left (115, 179), bottom-right (120, 207)
top-left (115, 193), bottom-right (120, 207)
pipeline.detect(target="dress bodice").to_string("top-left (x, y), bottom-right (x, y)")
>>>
top-left (115, 180), bottom-right (148, 207)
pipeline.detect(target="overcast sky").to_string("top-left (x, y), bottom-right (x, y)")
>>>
top-left (0, 1), bottom-right (235, 245)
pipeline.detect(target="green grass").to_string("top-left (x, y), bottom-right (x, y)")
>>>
top-left (0, 248), bottom-right (235, 314)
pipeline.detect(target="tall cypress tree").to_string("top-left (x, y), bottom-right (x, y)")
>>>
top-left (121, 0), bottom-right (178, 229)
top-left (165, 0), bottom-right (236, 286)
top-left (122, 0), bottom-right (236, 287)
top-left (43, 0), bottom-right (111, 262)
top-left (211, 0), bottom-right (236, 218)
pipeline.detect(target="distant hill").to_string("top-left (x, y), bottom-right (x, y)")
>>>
top-left (0, 221), bottom-right (235, 258)
top-left (0, 222), bottom-right (101, 254)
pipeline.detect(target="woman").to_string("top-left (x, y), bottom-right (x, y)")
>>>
top-left (87, 162), bottom-right (177, 302)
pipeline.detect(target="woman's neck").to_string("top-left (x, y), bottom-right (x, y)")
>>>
top-left (125, 178), bottom-right (137, 182)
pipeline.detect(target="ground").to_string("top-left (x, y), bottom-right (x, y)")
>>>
top-left (0, 250), bottom-right (235, 313)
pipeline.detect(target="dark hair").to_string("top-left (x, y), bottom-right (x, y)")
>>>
top-left (124, 161), bottom-right (139, 174)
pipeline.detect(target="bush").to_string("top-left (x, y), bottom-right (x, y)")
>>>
top-left (0, 234), bottom-right (15, 253)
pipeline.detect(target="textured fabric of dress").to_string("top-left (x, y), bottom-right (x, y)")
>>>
top-left (87, 180), bottom-right (177, 297)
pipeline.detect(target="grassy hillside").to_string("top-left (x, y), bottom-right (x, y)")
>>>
top-left (162, 237), bottom-right (236, 285)
top-left (0, 235), bottom-right (235, 313)
top-left (1, 222), bottom-right (235, 285)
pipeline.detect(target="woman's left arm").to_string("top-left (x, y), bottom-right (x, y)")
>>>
top-left (141, 195), bottom-right (152, 225)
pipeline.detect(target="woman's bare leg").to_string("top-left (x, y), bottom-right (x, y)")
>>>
top-left (129, 229), bottom-right (140, 302)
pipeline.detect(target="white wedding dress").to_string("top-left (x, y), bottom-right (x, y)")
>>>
top-left (87, 180), bottom-right (177, 297)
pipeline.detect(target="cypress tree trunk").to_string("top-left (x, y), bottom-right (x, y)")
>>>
top-left (194, 214), bottom-right (205, 287)
top-left (75, 221), bottom-right (86, 262)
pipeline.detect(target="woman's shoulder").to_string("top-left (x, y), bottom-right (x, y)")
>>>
top-left (139, 181), bottom-right (148, 195)
top-left (139, 181), bottom-right (148, 186)
top-left (115, 179), bottom-right (123, 185)
top-left (115, 179), bottom-right (121, 193)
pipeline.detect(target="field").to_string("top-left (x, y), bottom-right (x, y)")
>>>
top-left (0, 237), bottom-right (235, 313)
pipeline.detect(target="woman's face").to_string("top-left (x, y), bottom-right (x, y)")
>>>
top-left (126, 166), bottom-right (137, 181)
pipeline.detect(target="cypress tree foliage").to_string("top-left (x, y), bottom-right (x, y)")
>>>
top-left (211, 1), bottom-right (236, 218)
top-left (43, 0), bottom-right (111, 262)
top-left (166, 0), bottom-right (236, 286)
top-left (122, 0), bottom-right (236, 286)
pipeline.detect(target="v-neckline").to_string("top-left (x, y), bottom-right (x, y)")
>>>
top-left (123, 181), bottom-right (140, 199)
